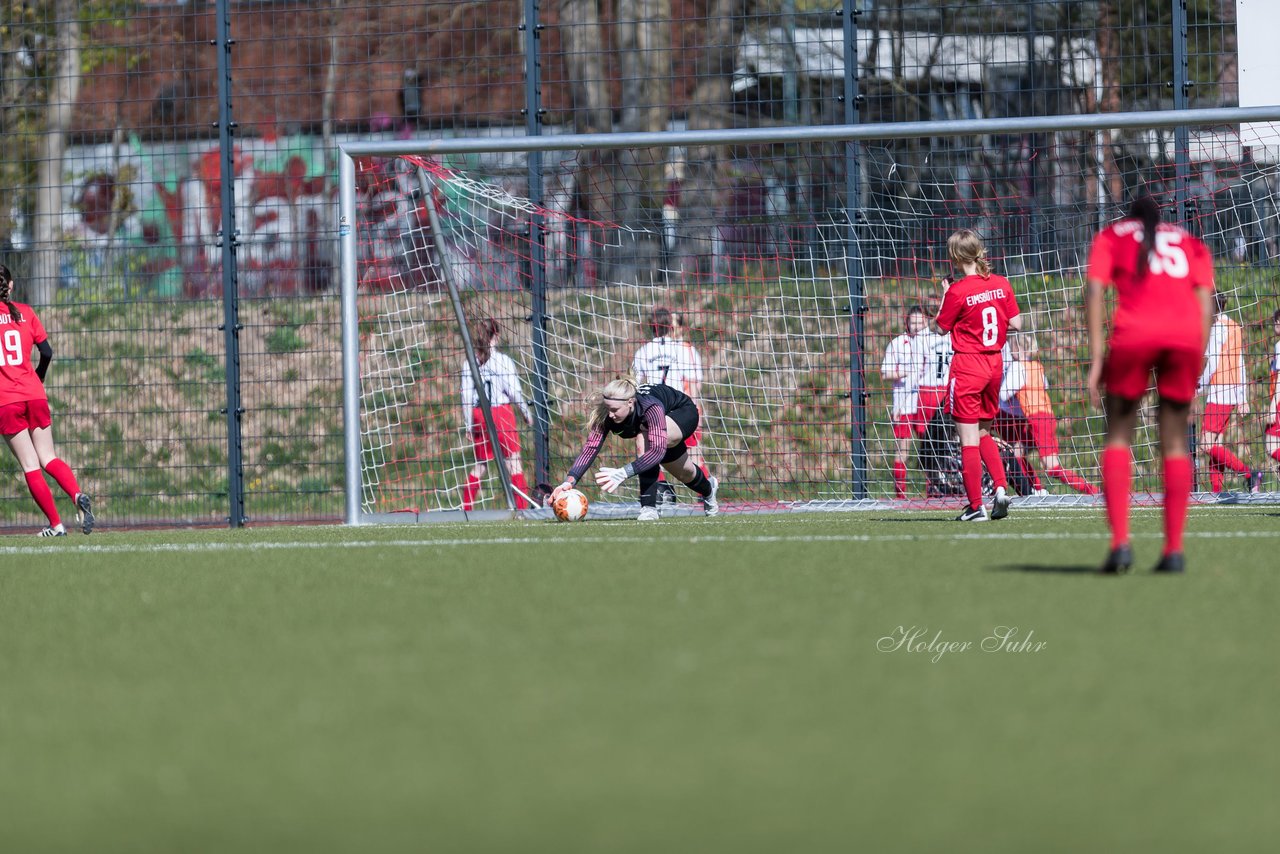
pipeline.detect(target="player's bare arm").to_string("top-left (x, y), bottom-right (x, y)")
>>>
top-left (1084, 277), bottom-right (1108, 407)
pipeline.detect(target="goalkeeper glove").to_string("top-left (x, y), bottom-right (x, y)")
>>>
top-left (595, 466), bottom-right (629, 494)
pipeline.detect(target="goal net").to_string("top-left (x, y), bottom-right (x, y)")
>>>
top-left (344, 118), bottom-right (1280, 520)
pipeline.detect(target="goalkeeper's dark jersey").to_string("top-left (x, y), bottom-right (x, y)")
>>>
top-left (567, 384), bottom-right (694, 481)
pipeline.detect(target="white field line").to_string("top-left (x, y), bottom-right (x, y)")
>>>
top-left (3, 528), bottom-right (1280, 558)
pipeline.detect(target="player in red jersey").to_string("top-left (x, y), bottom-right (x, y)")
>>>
top-left (1085, 195), bottom-right (1215, 574)
top-left (934, 229), bottom-right (1022, 521)
top-left (0, 264), bottom-right (94, 537)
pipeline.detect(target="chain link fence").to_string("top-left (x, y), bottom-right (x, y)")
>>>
top-left (1, 1), bottom-right (1273, 527)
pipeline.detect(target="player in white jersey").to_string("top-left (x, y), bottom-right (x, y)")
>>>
top-left (633, 307), bottom-right (708, 502)
top-left (1196, 292), bottom-right (1256, 492)
top-left (911, 319), bottom-right (953, 428)
top-left (881, 306), bottom-right (926, 498)
top-left (460, 318), bottom-right (534, 510)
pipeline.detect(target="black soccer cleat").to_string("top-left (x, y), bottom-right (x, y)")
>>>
top-left (989, 486), bottom-right (1011, 521)
top-left (75, 492), bottom-right (95, 535)
top-left (1100, 544), bottom-right (1133, 574)
top-left (1153, 553), bottom-right (1185, 574)
top-left (955, 505), bottom-right (989, 522)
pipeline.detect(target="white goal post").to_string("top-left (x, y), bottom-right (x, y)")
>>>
top-left (339, 106), bottom-right (1280, 525)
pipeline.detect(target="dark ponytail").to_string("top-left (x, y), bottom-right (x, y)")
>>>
top-left (470, 316), bottom-right (500, 366)
top-left (0, 264), bottom-right (21, 323)
top-left (1129, 194), bottom-right (1161, 277)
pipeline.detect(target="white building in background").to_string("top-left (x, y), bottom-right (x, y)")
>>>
top-left (736, 27), bottom-right (1098, 94)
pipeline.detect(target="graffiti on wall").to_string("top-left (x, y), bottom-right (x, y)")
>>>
top-left (58, 131), bottom-right (336, 299)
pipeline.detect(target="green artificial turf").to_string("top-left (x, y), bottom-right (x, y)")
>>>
top-left (1, 508), bottom-right (1276, 853)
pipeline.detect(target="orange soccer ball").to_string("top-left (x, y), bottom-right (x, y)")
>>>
top-left (552, 488), bottom-right (589, 522)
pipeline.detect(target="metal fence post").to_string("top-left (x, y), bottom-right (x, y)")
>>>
top-left (524, 0), bottom-right (551, 495)
top-left (1025, 1), bottom-right (1042, 272)
top-left (215, 0), bottom-right (245, 527)
top-left (1172, 0), bottom-right (1192, 229)
top-left (842, 0), bottom-right (867, 500)
top-left (1172, 0), bottom-right (1195, 488)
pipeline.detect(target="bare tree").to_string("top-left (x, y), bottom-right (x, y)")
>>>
top-left (613, 0), bottom-right (672, 280)
top-left (681, 0), bottom-right (752, 279)
top-left (686, 0), bottom-right (751, 134)
top-left (558, 0), bottom-right (611, 135)
top-left (1094, 0), bottom-right (1125, 206)
top-left (31, 0), bottom-right (82, 304)
top-left (1216, 0), bottom-right (1237, 106)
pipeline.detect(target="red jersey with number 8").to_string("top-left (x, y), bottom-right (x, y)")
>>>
top-left (1085, 221), bottom-right (1213, 348)
top-left (0, 302), bottom-right (49, 407)
top-left (935, 273), bottom-right (1020, 354)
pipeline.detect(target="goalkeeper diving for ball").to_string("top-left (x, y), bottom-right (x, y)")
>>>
top-left (550, 378), bottom-right (718, 521)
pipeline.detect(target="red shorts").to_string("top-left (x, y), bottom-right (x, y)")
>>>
top-left (1027, 412), bottom-right (1060, 457)
top-left (892, 414), bottom-right (915, 440)
top-left (948, 352), bottom-right (1002, 424)
top-left (471, 404), bottom-right (521, 462)
top-left (916, 386), bottom-right (949, 432)
top-left (685, 425), bottom-right (702, 449)
top-left (1201, 403), bottom-right (1236, 435)
top-left (1103, 340), bottom-right (1201, 404)
top-left (0, 398), bottom-right (52, 434)
top-left (1268, 420), bottom-right (1280, 439)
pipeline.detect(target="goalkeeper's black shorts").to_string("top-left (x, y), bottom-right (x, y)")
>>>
top-left (661, 402), bottom-right (700, 463)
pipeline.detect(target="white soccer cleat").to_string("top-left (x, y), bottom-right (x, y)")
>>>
top-left (1032, 488), bottom-right (1050, 497)
top-left (637, 506), bottom-right (661, 522)
top-left (37, 524), bottom-right (67, 538)
top-left (701, 476), bottom-right (719, 517)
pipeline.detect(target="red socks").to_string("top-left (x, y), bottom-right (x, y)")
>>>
top-left (978, 434), bottom-right (1007, 489)
top-left (43, 457), bottom-right (80, 499)
top-left (1163, 456), bottom-right (1192, 556)
top-left (1048, 465), bottom-right (1098, 495)
top-left (1018, 458), bottom-right (1042, 491)
top-left (1207, 444), bottom-right (1249, 475)
top-left (465, 472), bottom-right (532, 510)
top-left (462, 474), bottom-right (481, 511)
top-left (511, 472), bottom-right (530, 510)
top-left (1101, 446), bottom-right (1131, 549)
top-left (961, 446), bottom-right (983, 509)
top-left (959, 437), bottom-right (1006, 509)
top-left (893, 461), bottom-right (907, 499)
top-left (24, 470), bottom-right (60, 526)
top-left (1208, 460), bottom-right (1225, 493)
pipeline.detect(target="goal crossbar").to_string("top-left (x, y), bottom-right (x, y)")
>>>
top-left (338, 106), bottom-right (1280, 159)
